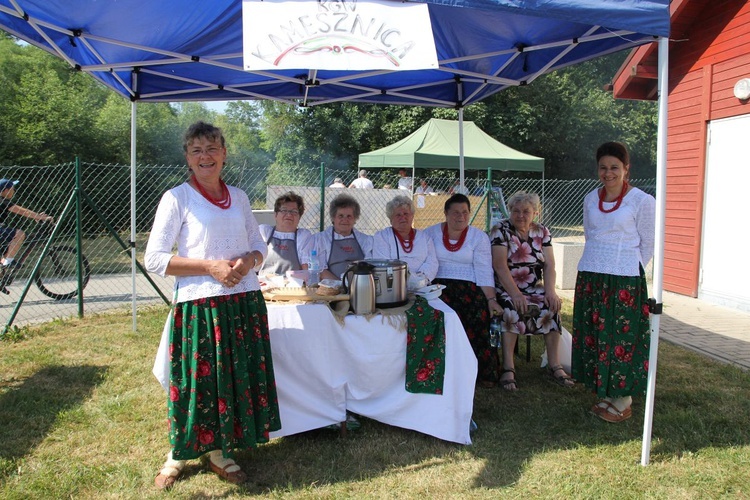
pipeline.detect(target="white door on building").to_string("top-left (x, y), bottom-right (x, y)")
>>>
top-left (700, 114), bottom-right (750, 312)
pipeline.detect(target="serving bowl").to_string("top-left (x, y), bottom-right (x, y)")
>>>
top-left (415, 284), bottom-right (446, 300)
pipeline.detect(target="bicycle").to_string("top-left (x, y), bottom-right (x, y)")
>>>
top-left (0, 220), bottom-right (91, 300)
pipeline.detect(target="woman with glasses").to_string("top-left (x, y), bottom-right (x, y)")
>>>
top-left (146, 121), bottom-right (279, 489)
top-left (258, 191), bottom-right (313, 275)
top-left (314, 193), bottom-right (373, 280)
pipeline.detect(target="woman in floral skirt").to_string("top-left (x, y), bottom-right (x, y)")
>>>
top-left (146, 121), bottom-right (280, 489)
top-left (572, 141), bottom-right (655, 423)
top-left (425, 194), bottom-right (503, 387)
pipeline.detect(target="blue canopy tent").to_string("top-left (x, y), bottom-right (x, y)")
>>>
top-left (0, 0), bottom-right (670, 463)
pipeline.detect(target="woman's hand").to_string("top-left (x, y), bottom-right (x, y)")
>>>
top-left (488, 298), bottom-right (503, 317)
top-left (208, 259), bottom-right (244, 287)
top-left (544, 290), bottom-right (562, 314)
top-left (509, 292), bottom-right (527, 315)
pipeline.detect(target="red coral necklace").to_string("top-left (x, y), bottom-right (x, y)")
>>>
top-left (394, 228), bottom-right (416, 253)
top-left (598, 181), bottom-right (628, 213)
top-left (192, 176), bottom-right (231, 209)
top-left (442, 224), bottom-right (468, 252)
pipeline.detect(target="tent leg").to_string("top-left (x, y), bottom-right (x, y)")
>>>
top-left (131, 100), bottom-right (137, 332)
top-left (641, 35), bottom-right (669, 467)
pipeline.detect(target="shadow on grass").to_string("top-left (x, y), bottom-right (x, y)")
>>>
top-left (207, 339), bottom-right (750, 494)
top-left (0, 364), bottom-right (107, 476)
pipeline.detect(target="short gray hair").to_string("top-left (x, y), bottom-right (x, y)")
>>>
top-left (385, 195), bottom-right (414, 219)
top-left (329, 193), bottom-right (361, 221)
top-left (507, 191), bottom-right (540, 213)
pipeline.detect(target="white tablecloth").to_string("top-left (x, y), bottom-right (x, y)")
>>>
top-left (267, 298), bottom-right (477, 444)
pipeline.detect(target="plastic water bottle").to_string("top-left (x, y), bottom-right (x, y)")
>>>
top-left (489, 315), bottom-right (501, 348)
top-left (308, 250), bottom-right (320, 287)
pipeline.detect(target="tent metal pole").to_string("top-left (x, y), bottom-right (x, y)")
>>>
top-left (131, 100), bottom-right (137, 332)
top-left (641, 36), bottom-right (668, 467)
top-left (457, 82), bottom-right (465, 192)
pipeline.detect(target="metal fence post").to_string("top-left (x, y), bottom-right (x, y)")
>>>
top-left (319, 162), bottom-right (325, 232)
top-left (76, 157), bottom-right (84, 317)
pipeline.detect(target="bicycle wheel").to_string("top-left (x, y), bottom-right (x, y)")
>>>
top-left (35, 246), bottom-right (91, 300)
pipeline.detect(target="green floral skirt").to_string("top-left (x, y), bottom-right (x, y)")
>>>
top-left (167, 291), bottom-right (281, 460)
top-left (572, 270), bottom-right (651, 398)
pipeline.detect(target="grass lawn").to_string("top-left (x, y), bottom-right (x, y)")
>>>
top-left (1, 304), bottom-right (749, 499)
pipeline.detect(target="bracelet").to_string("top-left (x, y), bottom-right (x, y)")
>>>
top-left (487, 297), bottom-right (497, 302)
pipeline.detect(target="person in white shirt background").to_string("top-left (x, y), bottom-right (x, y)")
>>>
top-left (397, 168), bottom-right (412, 191)
top-left (349, 169), bottom-right (374, 189)
top-left (414, 178), bottom-right (434, 195)
top-left (329, 177), bottom-right (347, 188)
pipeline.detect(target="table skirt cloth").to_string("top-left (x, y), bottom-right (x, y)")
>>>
top-left (267, 298), bottom-right (477, 444)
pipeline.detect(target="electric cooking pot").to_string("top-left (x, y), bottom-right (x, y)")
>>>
top-left (360, 259), bottom-right (408, 308)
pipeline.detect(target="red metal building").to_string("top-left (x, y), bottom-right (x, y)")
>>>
top-left (613, 0), bottom-right (750, 311)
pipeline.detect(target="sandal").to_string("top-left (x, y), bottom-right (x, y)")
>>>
top-left (547, 364), bottom-right (575, 388)
top-left (154, 455), bottom-right (185, 490)
top-left (207, 452), bottom-right (247, 485)
top-left (590, 400), bottom-right (632, 423)
top-left (499, 368), bottom-right (518, 392)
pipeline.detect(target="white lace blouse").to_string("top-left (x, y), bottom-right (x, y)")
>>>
top-left (144, 182), bottom-right (267, 303)
top-left (578, 187), bottom-right (655, 277)
top-left (372, 227), bottom-right (439, 281)
top-left (423, 223), bottom-right (494, 287)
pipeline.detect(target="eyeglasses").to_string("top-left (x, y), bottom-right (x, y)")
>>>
top-left (278, 209), bottom-right (300, 216)
top-left (187, 146), bottom-right (223, 157)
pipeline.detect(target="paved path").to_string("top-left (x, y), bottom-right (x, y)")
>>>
top-left (558, 289), bottom-right (750, 371)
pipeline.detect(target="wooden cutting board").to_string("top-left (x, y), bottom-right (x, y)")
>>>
top-left (262, 287), bottom-right (349, 303)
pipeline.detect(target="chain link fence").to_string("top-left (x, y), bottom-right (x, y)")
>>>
top-left (0, 161), bottom-right (655, 331)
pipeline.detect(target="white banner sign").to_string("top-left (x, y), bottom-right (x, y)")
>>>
top-left (243, 0), bottom-right (438, 71)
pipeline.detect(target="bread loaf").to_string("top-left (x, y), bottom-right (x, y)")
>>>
top-left (315, 283), bottom-right (340, 296)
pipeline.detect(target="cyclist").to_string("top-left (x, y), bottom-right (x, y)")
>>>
top-left (0, 178), bottom-right (54, 267)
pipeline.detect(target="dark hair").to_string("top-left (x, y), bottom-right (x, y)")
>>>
top-left (274, 191), bottom-right (305, 216)
top-left (329, 193), bottom-right (361, 221)
top-left (596, 141), bottom-right (630, 166)
top-left (444, 193), bottom-right (471, 212)
top-left (183, 121), bottom-right (226, 152)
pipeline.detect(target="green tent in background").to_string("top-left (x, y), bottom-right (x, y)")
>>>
top-left (358, 118), bottom-right (544, 172)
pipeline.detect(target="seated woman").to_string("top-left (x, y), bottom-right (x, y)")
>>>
top-left (490, 191), bottom-right (573, 391)
top-left (424, 194), bottom-right (502, 388)
top-left (258, 191), bottom-right (313, 275)
top-left (314, 193), bottom-right (373, 280)
top-left (372, 195), bottom-right (438, 285)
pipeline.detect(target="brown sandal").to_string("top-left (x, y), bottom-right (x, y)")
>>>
top-left (499, 368), bottom-right (518, 391)
top-left (591, 400), bottom-right (632, 423)
top-left (547, 364), bottom-right (575, 388)
top-left (208, 457), bottom-right (247, 484)
top-left (154, 463), bottom-right (183, 490)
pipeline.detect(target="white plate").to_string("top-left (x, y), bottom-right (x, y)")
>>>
top-left (415, 284), bottom-right (446, 300)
